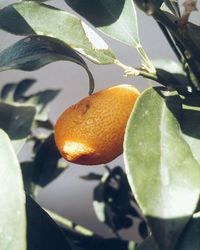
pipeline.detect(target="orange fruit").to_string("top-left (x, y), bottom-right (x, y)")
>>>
top-left (54, 84), bottom-right (140, 165)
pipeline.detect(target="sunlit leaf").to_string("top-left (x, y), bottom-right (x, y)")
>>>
top-left (0, 2), bottom-right (116, 64)
top-left (0, 129), bottom-right (26, 250)
top-left (124, 87), bottom-right (200, 250)
top-left (65, 0), bottom-right (140, 47)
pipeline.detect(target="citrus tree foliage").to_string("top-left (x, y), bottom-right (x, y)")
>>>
top-left (0, 0), bottom-right (200, 250)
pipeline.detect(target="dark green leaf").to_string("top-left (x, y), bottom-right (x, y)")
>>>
top-left (136, 237), bottom-right (159, 250)
top-left (187, 23), bottom-right (200, 55)
top-left (153, 59), bottom-right (193, 96)
top-left (80, 173), bottom-right (103, 181)
top-left (0, 35), bottom-right (94, 94)
top-left (176, 214), bottom-right (200, 250)
top-left (0, 83), bottom-right (16, 102)
top-left (32, 134), bottom-right (65, 187)
top-left (65, 0), bottom-right (140, 47)
top-left (93, 167), bottom-right (138, 231)
top-left (133, 0), bottom-right (163, 14)
top-left (124, 87), bottom-right (200, 250)
top-left (138, 221), bottom-right (148, 239)
top-left (26, 195), bottom-right (73, 250)
top-left (14, 79), bottom-right (36, 101)
top-left (34, 119), bottom-right (54, 130)
top-left (0, 102), bottom-right (36, 152)
top-left (0, 2), bottom-right (116, 64)
top-left (162, 1), bottom-right (180, 16)
top-left (21, 161), bottom-right (35, 196)
top-left (0, 129), bottom-right (26, 250)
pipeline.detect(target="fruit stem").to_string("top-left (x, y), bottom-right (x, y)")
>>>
top-left (115, 59), bottom-right (194, 94)
top-left (114, 59), bottom-right (157, 81)
top-left (135, 43), bottom-right (156, 74)
top-left (114, 59), bottom-right (140, 76)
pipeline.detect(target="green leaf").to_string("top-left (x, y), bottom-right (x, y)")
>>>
top-left (133, 0), bottom-right (163, 14)
top-left (32, 134), bottom-right (66, 187)
top-left (0, 129), bottom-right (26, 250)
top-left (65, 0), bottom-right (140, 47)
top-left (0, 2), bottom-right (116, 64)
top-left (64, 0), bottom-right (155, 73)
top-left (0, 83), bottom-right (16, 102)
top-left (176, 214), bottom-right (200, 250)
top-left (187, 23), bottom-right (200, 56)
top-left (124, 87), bottom-right (200, 250)
top-left (21, 161), bottom-right (35, 196)
top-left (14, 78), bottom-right (36, 102)
top-left (0, 102), bottom-right (36, 153)
top-left (153, 59), bottom-right (192, 96)
top-left (136, 237), bottom-right (159, 250)
top-left (0, 79), bottom-right (36, 103)
top-left (153, 59), bottom-right (185, 75)
top-left (162, 1), bottom-right (180, 16)
top-left (0, 35), bottom-right (95, 94)
top-left (180, 99), bottom-right (200, 164)
top-left (26, 195), bottom-right (74, 250)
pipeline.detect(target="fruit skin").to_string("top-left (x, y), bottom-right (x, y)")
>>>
top-left (54, 84), bottom-right (140, 165)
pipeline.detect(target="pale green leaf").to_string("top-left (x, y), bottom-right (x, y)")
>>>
top-left (124, 87), bottom-right (200, 250)
top-left (181, 100), bottom-right (200, 164)
top-left (0, 2), bottom-right (116, 64)
top-left (65, 0), bottom-right (140, 47)
top-left (0, 129), bottom-right (26, 250)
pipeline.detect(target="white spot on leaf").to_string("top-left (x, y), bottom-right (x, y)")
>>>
top-left (81, 21), bottom-right (108, 50)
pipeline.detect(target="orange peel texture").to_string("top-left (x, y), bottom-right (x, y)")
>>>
top-left (54, 84), bottom-right (140, 165)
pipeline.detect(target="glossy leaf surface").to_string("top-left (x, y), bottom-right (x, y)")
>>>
top-left (0, 35), bottom-right (94, 94)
